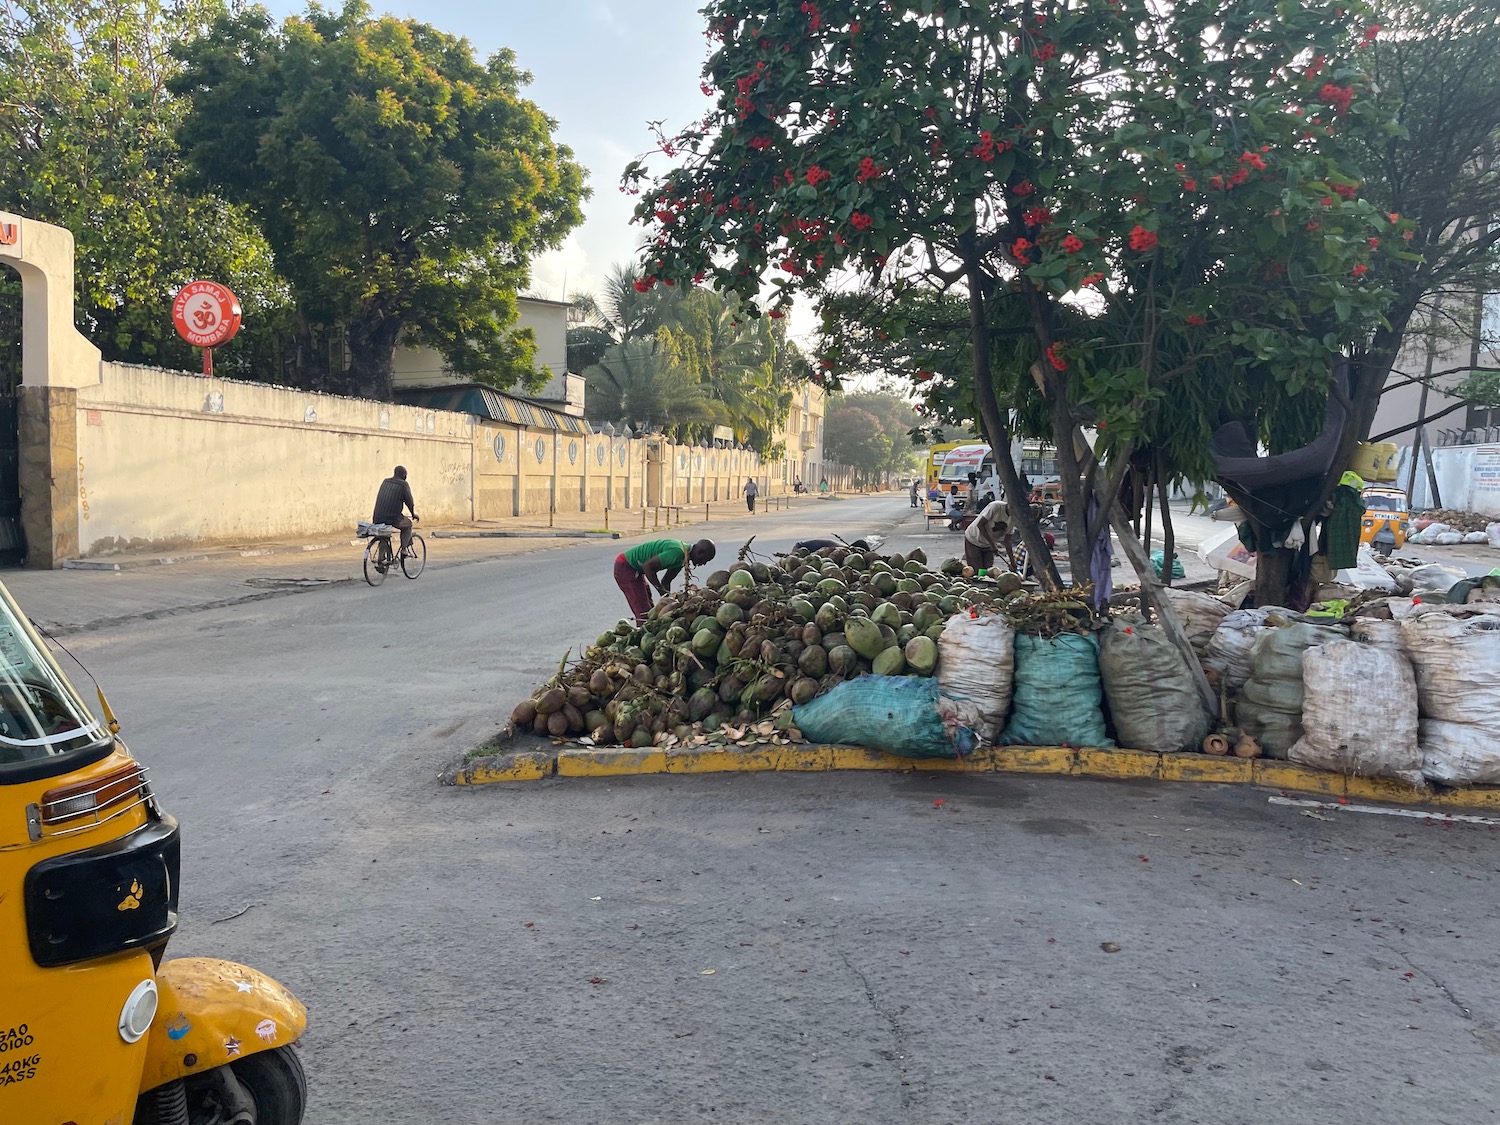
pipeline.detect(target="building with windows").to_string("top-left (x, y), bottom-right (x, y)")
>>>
top-left (390, 295), bottom-right (585, 426)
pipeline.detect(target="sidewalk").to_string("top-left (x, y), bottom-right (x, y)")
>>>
top-left (1, 492), bottom-right (878, 634)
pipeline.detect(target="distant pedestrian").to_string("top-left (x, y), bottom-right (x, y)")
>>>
top-left (744, 477), bottom-right (759, 512)
top-left (614, 538), bottom-right (716, 624)
top-left (909, 481), bottom-right (919, 507)
top-left (819, 480), bottom-right (829, 493)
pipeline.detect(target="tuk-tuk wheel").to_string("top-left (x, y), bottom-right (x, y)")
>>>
top-left (229, 1045), bottom-right (307, 1125)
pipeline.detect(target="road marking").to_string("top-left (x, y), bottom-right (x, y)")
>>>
top-left (1268, 795), bottom-right (1500, 827)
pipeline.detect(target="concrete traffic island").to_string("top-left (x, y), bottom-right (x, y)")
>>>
top-left (443, 736), bottom-right (1500, 812)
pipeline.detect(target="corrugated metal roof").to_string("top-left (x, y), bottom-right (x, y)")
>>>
top-left (394, 384), bottom-right (590, 434)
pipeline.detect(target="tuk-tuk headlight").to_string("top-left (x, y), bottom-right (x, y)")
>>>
top-left (119, 978), bottom-right (158, 1043)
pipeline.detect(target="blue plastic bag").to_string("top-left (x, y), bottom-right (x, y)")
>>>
top-left (794, 675), bottom-right (956, 758)
top-left (1001, 632), bottom-right (1113, 747)
top-left (1151, 549), bottom-right (1186, 579)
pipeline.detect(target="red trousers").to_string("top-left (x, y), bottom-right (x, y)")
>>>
top-left (614, 554), bottom-right (654, 623)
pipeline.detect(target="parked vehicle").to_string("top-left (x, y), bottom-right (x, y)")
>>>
top-left (1360, 486), bottom-right (1410, 552)
top-left (0, 580), bottom-right (308, 1124)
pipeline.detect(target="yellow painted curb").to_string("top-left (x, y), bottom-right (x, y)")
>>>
top-left (557, 748), bottom-right (668, 777)
top-left (1078, 747), bottom-right (1161, 781)
top-left (991, 746), bottom-right (1078, 774)
top-left (1161, 754), bottom-right (1252, 784)
top-left (1252, 760), bottom-right (1345, 797)
top-left (450, 740), bottom-right (1500, 811)
top-left (1426, 785), bottom-right (1500, 811)
top-left (665, 746), bottom-right (783, 773)
top-left (452, 750), bottom-right (554, 784)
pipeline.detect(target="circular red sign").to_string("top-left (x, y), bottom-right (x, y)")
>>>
top-left (171, 280), bottom-right (242, 348)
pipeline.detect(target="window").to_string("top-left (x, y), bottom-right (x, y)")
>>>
top-left (0, 585), bottom-right (109, 770)
top-left (1483, 293), bottom-right (1500, 349)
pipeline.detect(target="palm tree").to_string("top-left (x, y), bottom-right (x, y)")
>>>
top-left (583, 335), bottom-right (725, 437)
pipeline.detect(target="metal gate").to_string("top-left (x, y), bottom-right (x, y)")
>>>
top-left (0, 395), bottom-right (24, 563)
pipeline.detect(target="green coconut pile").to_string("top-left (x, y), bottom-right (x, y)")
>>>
top-left (509, 544), bottom-right (1026, 748)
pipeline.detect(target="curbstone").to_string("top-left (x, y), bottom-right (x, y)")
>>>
top-left (1161, 753), bottom-right (1253, 784)
top-left (445, 738), bottom-right (1500, 811)
top-left (446, 750), bottom-right (556, 785)
top-left (1078, 747), bottom-right (1161, 781)
top-left (1252, 760), bottom-right (1344, 797)
top-left (557, 747), bottom-right (668, 776)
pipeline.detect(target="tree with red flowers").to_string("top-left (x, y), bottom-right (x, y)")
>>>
top-left (625, 0), bottom-right (1394, 630)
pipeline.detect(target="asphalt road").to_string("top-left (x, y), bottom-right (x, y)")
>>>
top-left (50, 496), bottom-right (1500, 1124)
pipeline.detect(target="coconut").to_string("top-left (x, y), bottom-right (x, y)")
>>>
top-left (826, 644), bottom-right (858, 677)
top-left (533, 712), bottom-right (551, 736)
top-left (844, 617), bottom-right (885, 660)
top-left (905, 635), bottom-right (938, 675)
top-left (534, 687), bottom-right (566, 715)
top-left (801, 623), bottom-right (823, 647)
top-left (872, 647), bottom-right (907, 676)
top-left (546, 711), bottom-right (570, 737)
top-left (798, 644), bottom-right (829, 677)
top-left (727, 569), bottom-right (756, 589)
top-left (790, 676), bottom-right (820, 704)
top-left (871, 602), bottom-right (902, 629)
top-left (511, 699), bottom-right (538, 726)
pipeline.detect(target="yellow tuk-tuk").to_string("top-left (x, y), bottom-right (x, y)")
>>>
top-left (1360, 485), bottom-right (1410, 552)
top-left (0, 581), bottom-right (307, 1123)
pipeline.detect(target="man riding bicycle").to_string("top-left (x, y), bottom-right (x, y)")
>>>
top-left (373, 465), bottom-right (419, 555)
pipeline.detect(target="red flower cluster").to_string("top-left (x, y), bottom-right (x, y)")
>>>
top-left (914, 371), bottom-right (934, 382)
top-left (1012, 180), bottom-right (1036, 197)
top-left (850, 212), bottom-right (874, 231)
top-left (1351, 264), bottom-right (1369, 277)
top-left (1033, 41), bottom-right (1057, 62)
top-left (749, 136), bottom-right (773, 150)
top-left (1304, 55), bottom-right (1326, 81)
top-left (700, 82), bottom-right (714, 97)
top-left (806, 165), bottom-right (832, 187)
top-left (1128, 225), bottom-right (1159, 252)
top-left (1186, 314), bottom-right (1206, 326)
top-left (768, 308), bottom-right (785, 319)
top-left (1061, 234), bottom-right (1084, 253)
top-left (633, 279), bottom-right (652, 293)
top-left (1362, 24), bottom-right (1381, 45)
top-left (1331, 182), bottom-right (1357, 200)
top-left (1239, 151), bottom-right (1267, 171)
top-left (1045, 342), bottom-right (1066, 371)
top-left (1182, 178), bottom-right (1197, 192)
top-left (972, 130), bottom-right (1011, 162)
top-left (856, 156), bottom-right (883, 183)
top-left (1209, 174), bottom-right (1224, 190)
top-left (1023, 206), bottom-right (1054, 227)
top-left (1319, 83), bottom-right (1354, 116)
top-left (1368, 237), bottom-right (1380, 248)
top-left (1080, 272), bottom-right (1105, 287)
top-left (800, 1), bottom-right (822, 32)
top-left (1012, 237), bottom-right (1034, 261)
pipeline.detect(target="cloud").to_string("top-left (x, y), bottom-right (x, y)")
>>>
top-left (589, 2), bottom-right (626, 37)
top-left (528, 232), bottom-right (592, 303)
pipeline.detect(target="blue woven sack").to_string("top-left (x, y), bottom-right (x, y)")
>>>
top-left (793, 675), bottom-right (955, 758)
top-left (1001, 632), bottom-right (1113, 747)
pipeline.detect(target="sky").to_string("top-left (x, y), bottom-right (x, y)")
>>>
top-left (265, 0), bottom-right (717, 308)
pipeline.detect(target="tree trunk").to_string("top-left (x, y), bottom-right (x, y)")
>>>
top-left (957, 228), bottom-right (1062, 589)
top-left (346, 314), bottom-right (404, 402)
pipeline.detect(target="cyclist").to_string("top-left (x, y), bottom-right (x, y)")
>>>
top-left (615, 538), bottom-right (716, 624)
top-left (372, 465), bottom-right (419, 556)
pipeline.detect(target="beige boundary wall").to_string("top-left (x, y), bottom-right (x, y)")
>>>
top-left (1, 212), bottom-right (859, 565)
top-left (70, 363), bottom-right (823, 558)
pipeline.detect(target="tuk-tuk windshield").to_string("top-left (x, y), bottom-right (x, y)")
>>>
top-left (1364, 492), bottom-right (1406, 512)
top-left (0, 583), bottom-right (107, 769)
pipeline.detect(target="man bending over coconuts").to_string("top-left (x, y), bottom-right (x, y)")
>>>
top-left (615, 538), bottom-right (717, 623)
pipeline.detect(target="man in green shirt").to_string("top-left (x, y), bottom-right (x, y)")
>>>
top-left (615, 537), bottom-right (716, 623)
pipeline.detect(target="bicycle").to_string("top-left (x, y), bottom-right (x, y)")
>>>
top-left (357, 520), bottom-right (425, 586)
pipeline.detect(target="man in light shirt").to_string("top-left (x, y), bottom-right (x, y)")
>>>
top-left (962, 497), bottom-right (1010, 570)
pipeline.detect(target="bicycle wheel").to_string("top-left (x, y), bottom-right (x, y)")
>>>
top-left (363, 539), bottom-right (389, 586)
top-left (401, 534), bottom-right (426, 579)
